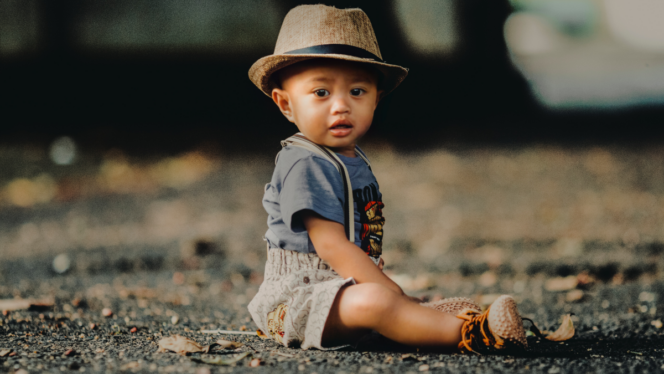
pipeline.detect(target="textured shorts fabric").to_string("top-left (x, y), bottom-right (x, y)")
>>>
top-left (247, 247), bottom-right (358, 350)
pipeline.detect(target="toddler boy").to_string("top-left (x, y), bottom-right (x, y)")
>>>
top-left (247, 4), bottom-right (527, 353)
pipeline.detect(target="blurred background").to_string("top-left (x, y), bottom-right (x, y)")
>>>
top-left (2, 0), bottom-right (664, 313)
top-left (2, 0), bottom-right (664, 151)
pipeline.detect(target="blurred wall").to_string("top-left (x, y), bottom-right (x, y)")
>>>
top-left (505, 0), bottom-right (664, 108)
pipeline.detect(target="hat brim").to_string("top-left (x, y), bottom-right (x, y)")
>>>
top-left (248, 53), bottom-right (408, 98)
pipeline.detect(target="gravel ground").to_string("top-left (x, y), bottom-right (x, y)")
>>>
top-left (3, 141), bottom-right (664, 373)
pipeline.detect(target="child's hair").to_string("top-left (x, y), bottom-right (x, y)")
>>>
top-left (269, 58), bottom-right (385, 92)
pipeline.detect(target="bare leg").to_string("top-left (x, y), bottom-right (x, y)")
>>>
top-left (322, 283), bottom-right (464, 348)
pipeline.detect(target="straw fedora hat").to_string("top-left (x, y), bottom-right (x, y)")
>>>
top-left (248, 4), bottom-right (408, 97)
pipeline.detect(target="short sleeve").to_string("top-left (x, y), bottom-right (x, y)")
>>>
top-left (280, 156), bottom-right (345, 232)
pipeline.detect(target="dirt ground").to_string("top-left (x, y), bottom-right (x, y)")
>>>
top-left (2, 141), bottom-right (664, 373)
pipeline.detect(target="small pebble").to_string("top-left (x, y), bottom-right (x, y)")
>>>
top-left (89, 323), bottom-right (97, 330)
top-left (250, 358), bottom-right (261, 367)
top-left (52, 254), bottom-right (71, 274)
top-left (173, 272), bottom-right (185, 285)
top-left (102, 308), bottom-right (113, 318)
top-left (419, 364), bottom-right (430, 372)
top-left (64, 349), bottom-right (75, 356)
top-left (171, 316), bottom-right (179, 325)
top-left (49, 136), bottom-right (77, 165)
top-left (130, 327), bottom-right (138, 333)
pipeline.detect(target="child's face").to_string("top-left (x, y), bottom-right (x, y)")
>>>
top-left (272, 59), bottom-right (382, 157)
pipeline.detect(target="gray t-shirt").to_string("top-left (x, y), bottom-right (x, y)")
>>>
top-left (263, 145), bottom-right (385, 257)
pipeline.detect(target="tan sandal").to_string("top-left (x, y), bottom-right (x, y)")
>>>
top-left (421, 297), bottom-right (481, 315)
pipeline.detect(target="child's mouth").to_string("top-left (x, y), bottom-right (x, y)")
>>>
top-left (329, 120), bottom-right (353, 136)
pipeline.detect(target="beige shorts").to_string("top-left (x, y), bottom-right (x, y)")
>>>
top-left (248, 247), bottom-right (378, 350)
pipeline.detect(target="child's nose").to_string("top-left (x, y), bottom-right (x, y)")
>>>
top-left (330, 95), bottom-right (351, 115)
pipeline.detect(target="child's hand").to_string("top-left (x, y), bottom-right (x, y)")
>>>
top-left (378, 257), bottom-right (384, 271)
top-left (302, 210), bottom-right (404, 296)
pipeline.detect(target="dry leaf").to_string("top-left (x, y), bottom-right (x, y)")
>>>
top-left (215, 339), bottom-right (243, 350)
top-left (256, 329), bottom-right (269, 339)
top-left (158, 335), bottom-right (209, 355)
top-left (544, 276), bottom-right (578, 292)
top-left (545, 314), bottom-right (575, 341)
top-left (194, 352), bottom-right (251, 365)
top-left (0, 349), bottom-right (11, 357)
top-left (0, 298), bottom-right (54, 312)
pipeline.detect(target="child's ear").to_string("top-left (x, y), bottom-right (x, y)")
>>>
top-left (375, 90), bottom-right (385, 106)
top-left (272, 88), bottom-right (295, 123)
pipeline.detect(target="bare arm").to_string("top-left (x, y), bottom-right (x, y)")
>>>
top-left (301, 210), bottom-right (404, 295)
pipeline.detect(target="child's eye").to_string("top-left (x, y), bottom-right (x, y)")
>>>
top-left (350, 88), bottom-right (365, 96)
top-left (314, 89), bottom-right (329, 97)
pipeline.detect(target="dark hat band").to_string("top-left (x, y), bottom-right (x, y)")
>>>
top-left (284, 44), bottom-right (384, 62)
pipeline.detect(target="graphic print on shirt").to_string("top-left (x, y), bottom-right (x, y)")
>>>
top-left (353, 183), bottom-right (384, 258)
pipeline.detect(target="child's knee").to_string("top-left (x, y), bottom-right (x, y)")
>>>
top-left (339, 283), bottom-right (399, 317)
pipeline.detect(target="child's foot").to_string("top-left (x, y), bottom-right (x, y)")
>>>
top-left (421, 297), bottom-right (481, 314)
top-left (456, 295), bottom-right (527, 354)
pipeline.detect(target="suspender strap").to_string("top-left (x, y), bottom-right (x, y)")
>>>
top-left (278, 133), bottom-right (370, 243)
top-left (354, 146), bottom-right (372, 171)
